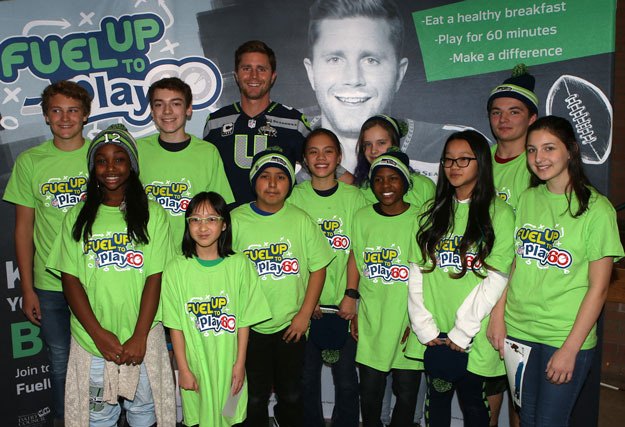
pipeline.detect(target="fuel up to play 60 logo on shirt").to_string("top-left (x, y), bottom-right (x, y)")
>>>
top-left (40, 176), bottom-right (87, 210)
top-left (516, 225), bottom-right (572, 270)
top-left (187, 295), bottom-right (236, 335)
top-left (84, 232), bottom-right (144, 270)
top-left (244, 241), bottom-right (300, 278)
top-left (363, 247), bottom-right (409, 284)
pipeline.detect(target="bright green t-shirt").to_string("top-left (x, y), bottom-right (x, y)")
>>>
top-left (288, 181), bottom-right (367, 306)
top-left (361, 173), bottom-right (435, 208)
top-left (47, 201), bottom-right (172, 356)
top-left (231, 203), bottom-right (335, 334)
top-left (137, 134), bottom-right (234, 241)
top-left (162, 253), bottom-right (271, 426)
top-left (506, 185), bottom-right (624, 349)
top-left (409, 198), bottom-right (515, 377)
top-left (3, 140), bottom-right (89, 291)
top-left (351, 204), bottom-right (423, 372)
top-left (491, 145), bottom-right (531, 211)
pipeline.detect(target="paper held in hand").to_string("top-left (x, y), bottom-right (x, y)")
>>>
top-left (503, 338), bottom-right (532, 408)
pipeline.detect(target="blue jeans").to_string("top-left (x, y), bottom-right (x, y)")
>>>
top-left (511, 337), bottom-right (595, 427)
top-left (89, 356), bottom-right (156, 427)
top-left (36, 288), bottom-right (71, 420)
top-left (302, 336), bottom-right (359, 427)
top-left (425, 370), bottom-right (488, 427)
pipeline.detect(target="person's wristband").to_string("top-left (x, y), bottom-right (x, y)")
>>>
top-left (344, 289), bottom-right (360, 299)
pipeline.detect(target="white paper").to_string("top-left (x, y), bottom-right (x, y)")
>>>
top-left (320, 305), bottom-right (339, 314)
top-left (222, 387), bottom-right (243, 418)
top-left (503, 338), bottom-right (532, 408)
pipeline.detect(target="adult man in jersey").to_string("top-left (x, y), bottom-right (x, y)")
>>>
top-left (486, 65), bottom-right (538, 427)
top-left (303, 0), bottom-right (471, 180)
top-left (204, 40), bottom-right (310, 205)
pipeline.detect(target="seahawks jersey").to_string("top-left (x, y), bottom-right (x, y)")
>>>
top-left (203, 102), bottom-right (310, 204)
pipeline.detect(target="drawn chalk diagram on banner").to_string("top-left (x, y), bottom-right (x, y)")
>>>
top-left (1, 13), bottom-right (223, 130)
top-left (546, 75), bottom-right (612, 165)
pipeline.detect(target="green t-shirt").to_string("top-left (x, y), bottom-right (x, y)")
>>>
top-left (288, 181), bottom-right (367, 306)
top-left (161, 253), bottom-right (271, 426)
top-left (491, 145), bottom-right (531, 211)
top-left (361, 173), bottom-right (435, 208)
top-left (351, 204), bottom-right (422, 372)
top-left (137, 134), bottom-right (234, 241)
top-left (47, 201), bottom-right (172, 356)
top-left (409, 198), bottom-right (515, 377)
top-left (231, 203), bottom-right (335, 334)
top-left (506, 185), bottom-right (624, 349)
top-left (3, 140), bottom-right (89, 291)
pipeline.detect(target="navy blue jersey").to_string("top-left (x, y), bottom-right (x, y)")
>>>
top-left (203, 102), bottom-right (310, 204)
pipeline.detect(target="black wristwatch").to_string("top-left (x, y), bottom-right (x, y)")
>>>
top-left (344, 289), bottom-right (360, 299)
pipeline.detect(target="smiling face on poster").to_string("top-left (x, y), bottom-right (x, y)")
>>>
top-left (303, 17), bottom-right (408, 145)
top-left (302, 0), bottom-right (409, 172)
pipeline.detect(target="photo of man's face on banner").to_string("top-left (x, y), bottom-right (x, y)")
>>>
top-left (196, 0), bottom-right (614, 186)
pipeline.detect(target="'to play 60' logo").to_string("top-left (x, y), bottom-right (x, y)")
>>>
top-left (331, 235), bottom-right (350, 250)
top-left (125, 251), bottom-right (144, 268)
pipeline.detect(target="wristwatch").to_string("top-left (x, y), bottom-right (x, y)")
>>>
top-left (344, 289), bottom-right (360, 299)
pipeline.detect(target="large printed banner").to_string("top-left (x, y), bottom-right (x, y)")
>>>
top-left (0, 0), bottom-right (616, 425)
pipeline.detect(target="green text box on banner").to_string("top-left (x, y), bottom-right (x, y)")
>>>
top-left (413, 0), bottom-right (616, 81)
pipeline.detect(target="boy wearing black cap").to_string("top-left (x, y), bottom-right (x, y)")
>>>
top-left (487, 64), bottom-right (538, 211)
top-left (486, 64), bottom-right (538, 427)
top-left (230, 147), bottom-right (334, 426)
top-left (347, 148), bottom-right (422, 427)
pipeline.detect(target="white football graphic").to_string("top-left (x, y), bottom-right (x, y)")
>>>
top-left (546, 75), bottom-right (612, 165)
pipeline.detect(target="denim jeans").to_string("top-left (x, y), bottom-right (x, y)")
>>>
top-left (89, 356), bottom-right (156, 427)
top-left (511, 337), bottom-right (595, 427)
top-left (244, 328), bottom-right (306, 427)
top-left (36, 288), bottom-right (71, 420)
top-left (359, 364), bottom-right (421, 427)
top-left (302, 336), bottom-right (359, 427)
top-left (425, 370), bottom-right (489, 427)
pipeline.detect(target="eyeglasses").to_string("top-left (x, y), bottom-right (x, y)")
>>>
top-left (186, 216), bottom-right (223, 225)
top-left (441, 157), bottom-right (477, 168)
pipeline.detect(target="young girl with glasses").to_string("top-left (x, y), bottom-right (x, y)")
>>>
top-left (407, 130), bottom-right (515, 426)
top-left (161, 191), bottom-right (270, 426)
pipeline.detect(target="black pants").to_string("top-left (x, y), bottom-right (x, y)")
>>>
top-left (302, 336), bottom-right (359, 427)
top-left (359, 364), bottom-right (421, 427)
top-left (243, 328), bottom-right (306, 427)
top-left (425, 371), bottom-right (489, 427)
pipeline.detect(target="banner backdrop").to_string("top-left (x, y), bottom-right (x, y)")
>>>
top-left (0, 0), bottom-right (616, 425)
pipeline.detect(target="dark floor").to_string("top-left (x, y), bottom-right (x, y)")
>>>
top-left (168, 386), bottom-right (623, 426)
top-left (599, 386), bottom-right (625, 427)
